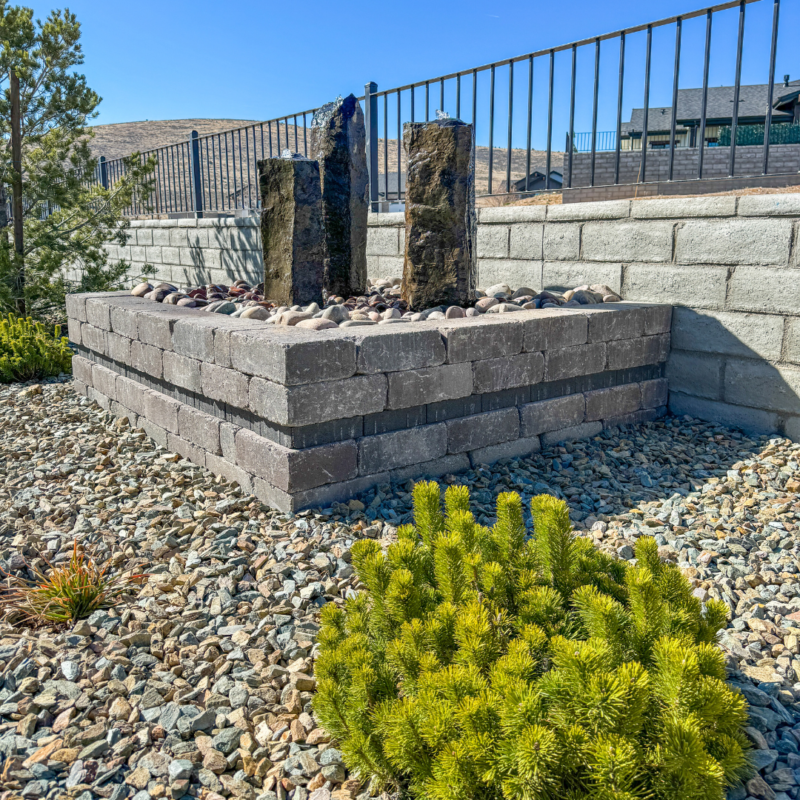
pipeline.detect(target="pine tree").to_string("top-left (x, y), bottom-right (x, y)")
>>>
top-left (314, 481), bottom-right (752, 800)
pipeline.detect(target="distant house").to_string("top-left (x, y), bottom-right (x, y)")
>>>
top-left (619, 77), bottom-right (800, 150)
top-left (510, 169), bottom-right (563, 193)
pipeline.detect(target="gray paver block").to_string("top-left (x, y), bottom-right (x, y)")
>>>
top-left (137, 312), bottom-right (175, 350)
top-left (387, 363), bottom-right (472, 409)
top-left (91, 364), bottom-right (118, 400)
top-left (81, 324), bottom-right (107, 356)
top-left (88, 387), bottom-right (110, 410)
top-left (116, 375), bottom-right (148, 416)
top-left (665, 352), bottom-right (723, 400)
top-left (139, 417), bottom-right (168, 448)
top-left (201, 362), bottom-right (249, 408)
top-left (67, 318), bottom-right (82, 346)
top-left (85, 299), bottom-right (112, 331)
top-left (355, 327), bottom-right (446, 374)
top-left (675, 218), bottom-right (794, 265)
top-left (581, 220), bottom-right (674, 263)
top-left (144, 390), bottom-right (180, 434)
top-left (542, 224), bottom-right (579, 261)
top-left (540, 421), bottom-right (603, 447)
top-left (172, 319), bottom-right (215, 361)
top-left (167, 432), bottom-right (207, 468)
top-left (390, 454), bottom-right (471, 484)
top-left (107, 332), bottom-right (131, 364)
top-left (584, 384), bottom-right (641, 421)
top-left (178, 405), bottom-right (222, 455)
top-left (205, 454), bottom-right (254, 494)
top-left (358, 424), bottom-right (448, 474)
top-left (520, 394), bottom-right (585, 437)
top-left (477, 225), bottom-right (509, 258)
top-left (604, 406), bottom-right (666, 428)
top-left (441, 317), bottom-right (524, 363)
top-left (163, 351), bottom-right (203, 393)
top-left (472, 352), bottom-right (544, 394)
top-left (468, 435), bottom-right (541, 467)
top-left (585, 305), bottom-right (646, 342)
top-left (523, 310), bottom-right (588, 352)
top-left (622, 264), bottom-right (728, 310)
top-left (72, 356), bottom-right (93, 386)
top-left (130, 341), bottom-right (163, 379)
top-left (727, 266), bottom-right (800, 315)
top-left (606, 334), bottom-right (669, 371)
top-left (446, 408), bottom-right (519, 454)
top-left (545, 342), bottom-right (607, 381)
top-left (509, 223), bottom-right (543, 260)
top-left (639, 378), bottom-right (669, 409)
top-left (724, 359), bottom-right (800, 415)
top-left (669, 392), bottom-right (779, 435)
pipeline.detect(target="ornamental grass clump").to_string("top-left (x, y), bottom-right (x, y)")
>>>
top-left (0, 313), bottom-right (72, 383)
top-left (313, 481), bottom-right (751, 800)
top-left (0, 541), bottom-right (145, 625)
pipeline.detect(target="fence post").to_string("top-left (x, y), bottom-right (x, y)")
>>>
top-left (190, 130), bottom-right (204, 219)
top-left (364, 82), bottom-right (379, 213)
top-left (99, 156), bottom-right (108, 190)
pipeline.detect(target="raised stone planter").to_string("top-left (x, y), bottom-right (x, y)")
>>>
top-left (67, 292), bottom-right (671, 511)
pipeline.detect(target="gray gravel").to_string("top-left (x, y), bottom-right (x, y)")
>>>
top-left (1, 379), bottom-right (800, 800)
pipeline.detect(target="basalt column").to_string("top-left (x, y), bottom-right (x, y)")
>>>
top-left (401, 118), bottom-right (476, 310)
top-left (309, 95), bottom-right (369, 297)
top-left (258, 153), bottom-right (326, 306)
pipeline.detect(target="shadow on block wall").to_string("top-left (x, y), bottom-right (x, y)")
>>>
top-left (666, 308), bottom-right (800, 441)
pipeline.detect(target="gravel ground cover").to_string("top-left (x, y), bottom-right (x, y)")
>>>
top-left (2, 379), bottom-right (800, 800)
top-left (127, 278), bottom-right (622, 329)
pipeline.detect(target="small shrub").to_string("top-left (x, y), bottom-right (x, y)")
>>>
top-left (314, 481), bottom-right (751, 800)
top-left (0, 313), bottom-right (72, 383)
top-left (0, 542), bottom-right (145, 625)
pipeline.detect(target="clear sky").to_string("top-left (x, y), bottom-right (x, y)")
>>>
top-left (22, 0), bottom-right (799, 151)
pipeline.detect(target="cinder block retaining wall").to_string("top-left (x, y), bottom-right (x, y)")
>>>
top-left (66, 293), bottom-right (670, 511)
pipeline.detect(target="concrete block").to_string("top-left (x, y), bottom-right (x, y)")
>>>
top-left (258, 471), bottom-right (391, 514)
top-left (606, 334), bottom-right (669, 371)
top-left (581, 221), bottom-right (674, 263)
top-left (200, 362), bottom-right (249, 408)
top-left (358, 424), bottom-right (448, 474)
top-left (737, 194), bottom-right (800, 217)
top-left (794, 222), bottom-right (800, 269)
top-left (366, 226), bottom-right (400, 256)
top-left (72, 356), bottom-right (94, 387)
top-left (161, 246), bottom-right (181, 265)
top-left (675, 218), bottom-right (794, 265)
top-left (178, 405), bottom-right (222, 455)
top-left (783, 417), bottom-right (800, 442)
top-left (67, 318), bottom-right (82, 345)
top-left (477, 225), bottom-right (509, 258)
top-left (110, 305), bottom-right (139, 339)
top-left (139, 416), bottom-right (168, 449)
top-left (137, 311), bottom-right (175, 350)
top-left (640, 378), bottom-right (669, 409)
top-left (641, 304), bottom-right (673, 335)
top-left (727, 266), bottom-right (800, 315)
top-left (355, 327), bottom-right (446, 374)
top-left (584, 384), bottom-right (641, 421)
top-left (136, 228), bottom-right (153, 246)
top-left (622, 263), bottom-right (728, 310)
top-left (116, 375), bottom-right (148, 416)
top-left (130, 341), bottom-right (163, 379)
top-left (442, 317), bottom-right (524, 363)
top-left (784, 319), bottom-right (800, 364)
top-left (87, 387), bottom-right (110, 410)
top-left (72, 379), bottom-right (88, 397)
top-left (144, 390), bottom-right (180, 433)
top-left (542, 261), bottom-right (623, 294)
top-left (110, 401), bottom-right (138, 427)
top-left (509, 223), bottom-right (543, 260)
top-left (220, 422), bottom-right (239, 462)
top-left (172, 318), bottom-right (216, 361)
top-left (167, 432), bottom-right (207, 468)
top-left (446, 407), bottom-right (519, 454)
top-left (91, 364), bottom-right (117, 400)
top-left (477, 259), bottom-right (542, 290)
top-left (81, 324), bottom-right (107, 356)
top-left (669, 393), bottom-right (779, 435)
top-left (546, 200), bottom-right (630, 221)
top-left (250, 374), bottom-right (386, 426)
top-left (724, 359), bottom-right (800, 414)
top-left (230, 330), bottom-right (357, 385)
top-left (545, 342), bottom-right (607, 381)
top-left (630, 196), bottom-right (737, 218)
top-left (107, 331), bottom-right (131, 363)
top-left (542, 224), bottom-right (580, 261)
top-left (479, 205), bottom-right (546, 223)
top-left (540, 421), bottom-right (603, 446)
top-left (472, 352), bottom-right (544, 393)
top-left (523, 309), bottom-right (588, 352)
top-left (584, 305), bottom-right (646, 342)
top-left (520, 394), bottom-right (585, 437)
top-left (163, 351), bottom-right (203, 394)
top-left (390, 453), bottom-right (470, 484)
top-left (367, 255), bottom-right (405, 281)
top-left (205, 454), bottom-right (254, 494)
top-left (469, 435), bottom-right (541, 467)
top-left (387, 363), bottom-right (472, 409)
top-left (671, 308), bottom-right (784, 360)
top-left (152, 228), bottom-right (171, 246)
top-left (65, 293), bottom-right (87, 323)
top-left (85, 299), bottom-right (112, 331)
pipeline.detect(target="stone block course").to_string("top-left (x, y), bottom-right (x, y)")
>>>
top-left (726, 267), bottom-right (800, 315)
top-left (387, 363), bottom-right (472, 409)
top-left (173, 318), bottom-right (216, 361)
top-left (446, 408), bottom-right (519, 454)
top-left (107, 331), bottom-right (131, 364)
top-left (724, 360), bottom-right (800, 414)
top-left (81, 324), bottom-right (107, 356)
top-left (137, 311), bottom-right (175, 350)
top-left (67, 318), bottom-right (82, 345)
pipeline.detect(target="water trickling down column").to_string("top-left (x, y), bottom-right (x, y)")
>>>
top-left (258, 151), bottom-right (326, 306)
top-left (310, 94), bottom-right (369, 297)
top-left (401, 116), bottom-right (476, 310)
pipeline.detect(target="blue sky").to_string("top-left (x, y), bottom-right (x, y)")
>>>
top-left (26, 0), bottom-right (799, 150)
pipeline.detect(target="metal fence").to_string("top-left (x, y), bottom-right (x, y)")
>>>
top-left (96, 0), bottom-right (792, 216)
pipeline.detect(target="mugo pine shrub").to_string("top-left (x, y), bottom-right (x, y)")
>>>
top-left (0, 313), bottom-right (72, 383)
top-left (314, 481), bottom-right (751, 800)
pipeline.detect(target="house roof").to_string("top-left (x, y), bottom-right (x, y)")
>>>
top-left (621, 80), bottom-right (800, 134)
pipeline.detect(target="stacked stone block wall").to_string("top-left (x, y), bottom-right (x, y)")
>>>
top-left (67, 293), bottom-right (670, 511)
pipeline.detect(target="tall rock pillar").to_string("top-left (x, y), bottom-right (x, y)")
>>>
top-left (257, 152), bottom-right (326, 306)
top-left (401, 118), bottom-right (476, 310)
top-left (310, 94), bottom-right (369, 297)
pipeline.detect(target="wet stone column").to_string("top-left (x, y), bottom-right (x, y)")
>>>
top-left (401, 118), bottom-right (476, 311)
top-left (258, 152), bottom-right (326, 306)
top-left (310, 94), bottom-right (369, 298)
